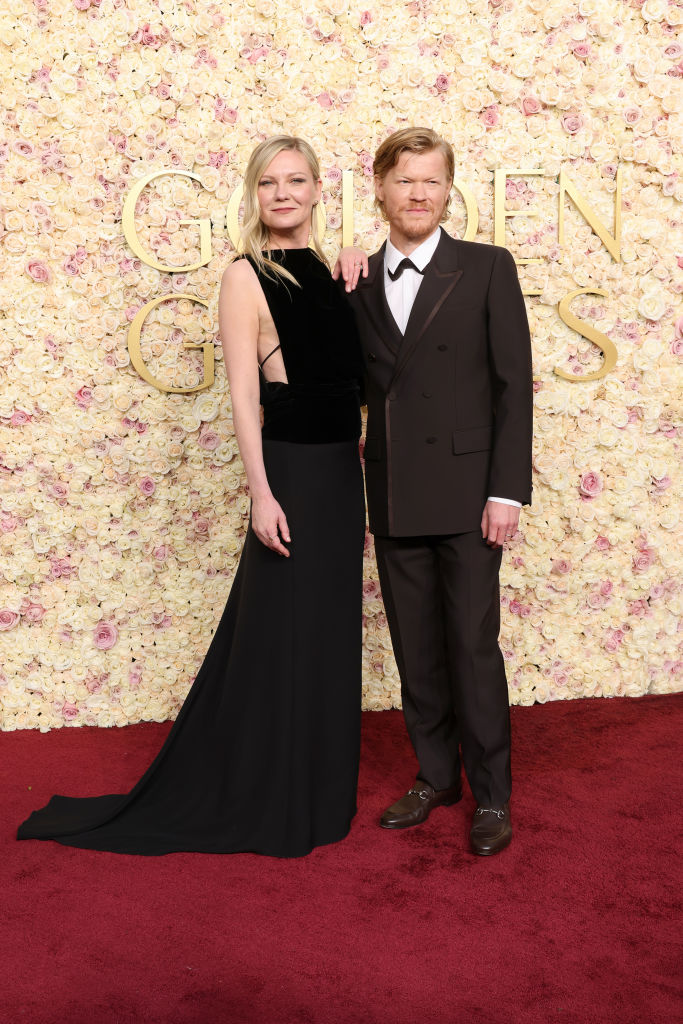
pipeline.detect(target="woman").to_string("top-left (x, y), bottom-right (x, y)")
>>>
top-left (18, 136), bottom-right (366, 857)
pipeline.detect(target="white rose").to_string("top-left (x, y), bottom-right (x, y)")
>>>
top-left (641, 0), bottom-right (667, 21)
top-left (638, 292), bottom-right (666, 321)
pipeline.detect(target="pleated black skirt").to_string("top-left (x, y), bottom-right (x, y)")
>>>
top-left (17, 439), bottom-right (365, 857)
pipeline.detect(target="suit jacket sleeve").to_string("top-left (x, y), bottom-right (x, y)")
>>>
top-left (486, 247), bottom-right (534, 505)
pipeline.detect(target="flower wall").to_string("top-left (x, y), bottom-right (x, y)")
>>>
top-left (1, 0), bottom-right (681, 729)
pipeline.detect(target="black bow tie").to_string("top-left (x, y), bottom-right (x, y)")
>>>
top-left (387, 257), bottom-right (424, 282)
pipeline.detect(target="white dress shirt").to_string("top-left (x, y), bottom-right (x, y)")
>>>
top-left (383, 228), bottom-right (521, 511)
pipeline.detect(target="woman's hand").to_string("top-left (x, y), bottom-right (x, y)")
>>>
top-left (332, 247), bottom-right (369, 293)
top-left (251, 493), bottom-right (291, 557)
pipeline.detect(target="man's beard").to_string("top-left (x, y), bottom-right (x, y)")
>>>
top-left (399, 211), bottom-right (436, 238)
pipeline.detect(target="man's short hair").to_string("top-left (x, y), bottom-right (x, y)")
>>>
top-left (373, 128), bottom-right (455, 221)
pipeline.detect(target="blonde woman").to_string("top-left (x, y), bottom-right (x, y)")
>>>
top-left (19, 137), bottom-right (366, 858)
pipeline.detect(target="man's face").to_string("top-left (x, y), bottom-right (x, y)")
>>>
top-left (374, 149), bottom-right (452, 245)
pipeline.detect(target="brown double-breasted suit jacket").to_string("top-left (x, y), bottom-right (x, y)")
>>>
top-left (347, 229), bottom-right (534, 537)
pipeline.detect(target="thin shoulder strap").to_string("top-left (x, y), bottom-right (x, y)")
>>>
top-left (258, 344), bottom-right (282, 371)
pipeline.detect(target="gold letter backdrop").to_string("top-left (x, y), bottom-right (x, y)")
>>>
top-left (0, 0), bottom-right (681, 730)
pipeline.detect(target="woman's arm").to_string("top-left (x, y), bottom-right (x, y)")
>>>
top-left (218, 261), bottom-right (291, 557)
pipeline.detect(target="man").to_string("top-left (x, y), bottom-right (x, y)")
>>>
top-left (343, 128), bottom-right (533, 855)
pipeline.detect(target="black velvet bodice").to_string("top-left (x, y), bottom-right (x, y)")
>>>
top-left (245, 249), bottom-right (363, 443)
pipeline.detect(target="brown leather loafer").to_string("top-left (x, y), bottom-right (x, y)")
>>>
top-left (380, 779), bottom-right (462, 830)
top-left (470, 802), bottom-right (512, 856)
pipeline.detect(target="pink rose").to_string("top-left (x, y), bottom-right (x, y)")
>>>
top-left (26, 260), bottom-right (50, 283)
top-left (479, 105), bottom-right (499, 128)
top-left (198, 429), bottom-right (220, 451)
top-left (194, 516), bottom-right (210, 535)
top-left (75, 386), bottom-right (93, 409)
top-left (624, 108), bottom-right (641, 124)
top-left (579, 472), bottom-right (603, 498)
top-left (551, 559), bottom-right (572, 575)
top-left (62, 703), bottom-right (79, 720)
top-left (652, 475), bottom-right (671, 493)
top-left (435, 74), bottom-right (449, 92)
top-left (63, 255), bottom-right (81, 276)
top-left (153, 544), bottom-right (170, 560)
top-left (561, 113), bottom-right (584, 135)
top-left (522, 96), bottom-right (541, 116)
top-left (628, 599), bottom-right (650, 618)
top-left (93, 620), bottom-right (119, 649)
top-left (572, 43), bottom-right (591, 59)
top-left (139, 476), bottom-right (156, 496)
top-left (317, 92), bottom-right (333, 108)
top-left (14, 139), bottom-right (34, 156)
top-left (10, 409), bottom-right (30, 426)
top-left (633, 548), bottom-right (656, 573)
top-left (0, 513), bottom-right (19, 532)
top-left (50, 481), bottom-right (68, 502)
top-left (360, 10), bottom-right (372, 25)
top-left (0, 609), bottom-right (20, 631)
top-left (603, 632), bottom-right (622, 653)
top-left (599, 581), bottom-right (613, 597)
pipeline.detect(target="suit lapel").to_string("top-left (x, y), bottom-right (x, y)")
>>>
top-left (355, 244), bottom-right (402, 356)
top-left (391, 231), bottom-right (463, 383)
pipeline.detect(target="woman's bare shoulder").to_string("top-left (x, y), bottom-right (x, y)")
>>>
top-left (221, 255), bottom-right (258, 290)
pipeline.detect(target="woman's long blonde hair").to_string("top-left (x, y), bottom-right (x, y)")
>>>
top-left (238, 135), bottom-right (327, 286)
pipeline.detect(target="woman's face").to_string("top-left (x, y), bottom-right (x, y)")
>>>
top-left (257, 149), bottom-right (322, 239)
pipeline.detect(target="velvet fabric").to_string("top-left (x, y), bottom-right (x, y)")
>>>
top-left (248, 248), bottom-right (364, 444)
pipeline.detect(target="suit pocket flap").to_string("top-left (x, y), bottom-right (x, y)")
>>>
top-left (363, 437), bottom-right (383, 461)
top-left (452, 425), bottom-right (493, 455)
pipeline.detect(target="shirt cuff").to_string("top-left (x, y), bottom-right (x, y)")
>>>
top-left (487, 496), bottom-right (522, 508)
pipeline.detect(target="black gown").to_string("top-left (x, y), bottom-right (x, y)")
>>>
top-left (17, 247), bottom-right (366, 857)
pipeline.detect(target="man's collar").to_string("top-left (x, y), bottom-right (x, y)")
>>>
top-left (385, 227), bottom-right (442, 274)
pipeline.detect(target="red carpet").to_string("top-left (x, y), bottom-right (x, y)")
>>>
top-left (3, 697), bottom-right (682, 1024)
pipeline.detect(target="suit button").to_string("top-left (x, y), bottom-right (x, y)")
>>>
top-left (437, 344), bottom-right (448, 351)
top-left (368, 353), bottom-right (377, 362)
top-left (422, 391), bottom-right (432, 398)
top-left (426, 436), bottom-right (437, 444)
top-left (388, 391), bottom-right (396, 401)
